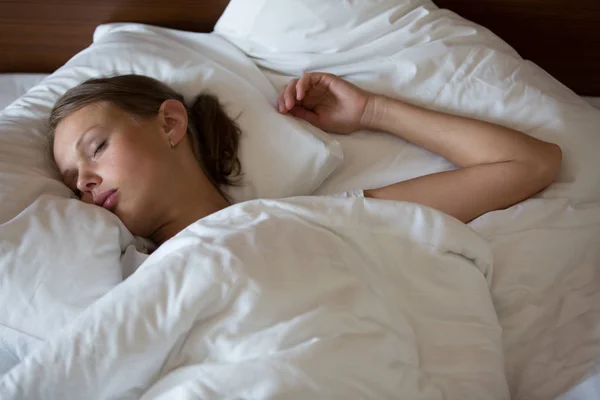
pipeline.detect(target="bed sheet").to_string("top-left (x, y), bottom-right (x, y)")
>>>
top-left (0, 74), bottom-right (48, 110)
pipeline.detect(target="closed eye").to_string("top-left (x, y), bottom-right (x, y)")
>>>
top-left (93, 140), bottom-right (107, 158)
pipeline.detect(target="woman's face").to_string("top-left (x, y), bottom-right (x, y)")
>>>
top-left (53, 101), bottom-right (184, 237)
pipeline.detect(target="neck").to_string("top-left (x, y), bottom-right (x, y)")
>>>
top-left (149, 179), bottom-right (229, 246)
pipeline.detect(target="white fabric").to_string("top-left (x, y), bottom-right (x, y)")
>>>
top-left (0, 195), bottom-right (148, 374)
top-left (583, 96), bottom-right (600, 109)
top-left (332, 188), bottom-right (364, 198)
top-left (215, 1), bottom-right (600, 399)
top-left (0, 197), bottom-right (508, 400)
top-left (470, 199), bottom-right (600, 400)
top-left (0, 74), bottom-right (47, 110)
top-left (215, 0), bottom-right (432, 54)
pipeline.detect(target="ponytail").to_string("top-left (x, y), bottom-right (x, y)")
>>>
top-left (187, 93), bottom-right (242, 188)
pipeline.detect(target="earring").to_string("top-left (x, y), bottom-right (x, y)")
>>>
top-left (169, 139), bottom-right (175, 148)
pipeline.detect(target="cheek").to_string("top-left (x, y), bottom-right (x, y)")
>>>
top-left (98, 141), bottom-right (137, 184)
top-left (109, 133), bottom-right (172, 236)
top-left (104, 132), bottom-right (170, 190)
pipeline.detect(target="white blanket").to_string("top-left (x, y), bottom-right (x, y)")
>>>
top-left (0, 197), bottom-right (508, 399)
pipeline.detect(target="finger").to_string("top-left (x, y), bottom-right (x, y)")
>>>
top-left (297, 72), bottom-right (328, 102)
top-left (277, 85), bottom-right (293, 113)
top-left (277, 85), bottom-right (288, 113)
top-left (283, 79), bottom-right (299, 111)
top-left (288, 106), bottom-right (320, 126)
top-left (277, 95), bottom-right (286, 113)
top-left (296, 73), bottom-right (313, 101)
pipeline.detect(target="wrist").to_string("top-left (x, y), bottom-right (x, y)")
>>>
top-left (360, 94), bottom-right (389, 131)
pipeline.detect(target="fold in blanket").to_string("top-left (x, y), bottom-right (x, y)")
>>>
top-left (1, 197), bottom-right (508, 399)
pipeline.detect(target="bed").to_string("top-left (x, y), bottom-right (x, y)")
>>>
top-left (1, 1), bottom-right (599, 399)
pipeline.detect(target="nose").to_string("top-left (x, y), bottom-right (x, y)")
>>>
top-left (76, 168), bottom-right (102, 200)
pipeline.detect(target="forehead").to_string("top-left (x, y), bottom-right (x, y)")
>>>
top-left (54, 101), bottom-right (109, 141)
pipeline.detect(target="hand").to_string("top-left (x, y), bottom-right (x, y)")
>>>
top-left (277, 72), bottom-right (374, 134)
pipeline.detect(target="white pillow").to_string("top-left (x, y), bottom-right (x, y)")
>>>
top-left (0, 74), bottom-right (47, 110)
top-left (214, 0), bottom-right (433, 53)
top-left (0, 23), bottom-right (342, 226)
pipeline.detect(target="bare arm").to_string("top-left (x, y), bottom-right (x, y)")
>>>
top-left (278, 72), bottom-right (562, 223)
top-left (362, 95), bottom-right (562, 222)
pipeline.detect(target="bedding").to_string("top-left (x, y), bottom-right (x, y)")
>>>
top-left (1, 1), bottom-right (600, 399)
top-left (584, 96), bottom-right (600, 109)
top-left (0, 197), bottom-right (509, 399)
top-left (215, 1), bottom-right (600, 399)
top-left (0, 74), bottom-right (47, 110)
top-left (0, 195), bottom-right (148, 374)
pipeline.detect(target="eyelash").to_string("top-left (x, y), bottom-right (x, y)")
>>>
top-left (93, 140), bottom-right (107, 158)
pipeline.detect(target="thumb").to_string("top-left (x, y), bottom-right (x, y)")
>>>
top-left (288, 106), bottom-right (321, 127)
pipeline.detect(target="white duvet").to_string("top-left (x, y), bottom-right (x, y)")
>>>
top-left (0, 197), bottom-right (508, 399)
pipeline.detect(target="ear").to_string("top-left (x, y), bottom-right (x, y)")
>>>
top-left (158, 99), bottom-right (189, 147)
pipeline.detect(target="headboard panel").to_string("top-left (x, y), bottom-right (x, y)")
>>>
top-left (1, 0), bottom-right (598, 95)
top-left (0, 0), bottom-right (230, 74)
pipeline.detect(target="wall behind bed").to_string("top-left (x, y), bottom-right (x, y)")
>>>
top-left (0, 0), bottom-right (230, 72)
top-left (0, 0), bottom-right (599, 96)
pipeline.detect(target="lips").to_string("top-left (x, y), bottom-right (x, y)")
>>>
top-left (95, 190), bottom-right (118, 211)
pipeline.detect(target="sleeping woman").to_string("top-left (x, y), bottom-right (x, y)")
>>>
top-left (50, 72), bottom-right (562, 246)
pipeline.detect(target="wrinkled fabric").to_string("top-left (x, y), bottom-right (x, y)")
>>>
top-left (0, 197), bottom-right (508, 399)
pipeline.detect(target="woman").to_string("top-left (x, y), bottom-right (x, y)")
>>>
top-left (50, 72), bottom-right (562, 246)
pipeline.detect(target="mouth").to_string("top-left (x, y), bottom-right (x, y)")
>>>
top-left (95, 190), bottom-right (119, 211)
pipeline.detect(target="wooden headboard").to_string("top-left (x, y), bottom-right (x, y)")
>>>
top-left (1, 0), bottom-right (599, 96)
